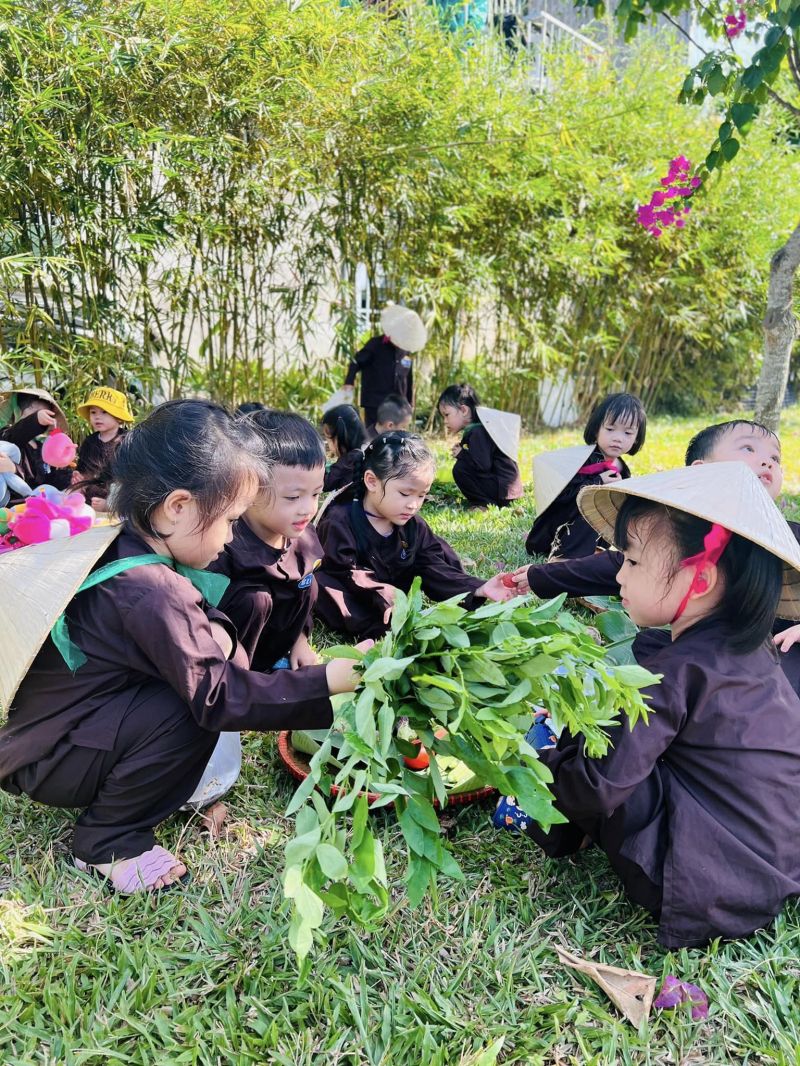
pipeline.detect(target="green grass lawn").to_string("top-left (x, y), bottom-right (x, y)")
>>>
top-left (2, 410), bottom-right (799, 1065)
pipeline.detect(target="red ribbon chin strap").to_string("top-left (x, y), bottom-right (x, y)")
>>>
top-left (579, 459), bottom-right (619, 476)
top-left (671, 522), bottom-right (732, 624)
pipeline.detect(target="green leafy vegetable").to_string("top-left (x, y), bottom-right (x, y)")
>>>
top-left (283, 582), bottom-right (659, 958)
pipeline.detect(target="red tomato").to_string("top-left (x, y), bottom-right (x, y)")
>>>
top-left (501, 573), bottom-right (517, 589)
top-left (403, 740), bottom-right (429, 770)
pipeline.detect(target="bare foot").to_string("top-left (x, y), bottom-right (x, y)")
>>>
top-left (200, 801), bottom-right (228, 840)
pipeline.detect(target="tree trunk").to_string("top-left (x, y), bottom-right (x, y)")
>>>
top-left (754, 222), bottom-right (800, 431)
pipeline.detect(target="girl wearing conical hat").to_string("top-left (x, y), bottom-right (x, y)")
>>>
top-left (497, 462), bottom-right (800, 948)
top-left (342, 304), bottom-right (426, 431)
top-left (438, 383), bottom-right (523, 509)
top-left (526, 393), bottom-right (646, 560)
top-left (0, 388), bottom-right (73, 498)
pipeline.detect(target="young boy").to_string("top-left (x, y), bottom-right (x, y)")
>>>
top-left (74, 387), bottom-right (134, 511)
top-left (369, 393), bottom-right (413, 439)
top-left (210, 410), bottom-right (326, 671)
top-left (0, 388), bottom-right (73, 496)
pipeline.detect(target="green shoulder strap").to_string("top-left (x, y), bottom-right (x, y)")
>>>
top-left (51, 554), bottom-right (230, 672)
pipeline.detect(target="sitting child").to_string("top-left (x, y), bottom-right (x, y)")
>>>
top-left (438, 384), bottom-right (523, 508)
top-left (210, 410), bottom-right (325, 671)
top-left (73, 387), bottom-right (134, 511)
top-left (500, 462), bottom-right (800, 947)
top-left (314, 431), bottom-right (515, 639)
top-left (0, 388), bottom-right (73, 496)
top-left (321, 404), bottom-right (368, 492)
top-left (0, 400), bottom-right (364, 894)
top-left (526, 392), bottom-right (646, 559)
top-left (368, 393), bottom-right (414, 440)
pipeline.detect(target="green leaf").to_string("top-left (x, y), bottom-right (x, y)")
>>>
top-left (315, 843), bottom-right (349, 881)
top-left (719, 121), bottom-right (732, 144)
top-left (284, 825), bottom-right (322, 866)
top-left (362, 655), bottom-right (416, 682)
top-left (441, 624), bottom-right (470, 648)
top-left (706, 67), bottom-right (727, 96)
top-left (405, 855), bottom-right (433, 907)
top-left (721, 137), bottom-right (740, 161)
top-left (321, 644), bottom-right (366, 661)
top-left (731, 102), bottom-right (757, 131)
top-left (407, 795), bottom-right (442, 833)
top-left (705, 149), bottom-right (720, 172)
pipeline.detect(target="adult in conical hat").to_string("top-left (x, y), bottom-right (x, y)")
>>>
top-left (578, 461), bottom-right (800, 619)
top-left (343, 303), bottom-right (427, 430)
top-left (0, 524), bottom-right (121, 715)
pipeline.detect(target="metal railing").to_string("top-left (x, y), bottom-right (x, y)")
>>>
top-left (488, 1), bottom-right (605, 90)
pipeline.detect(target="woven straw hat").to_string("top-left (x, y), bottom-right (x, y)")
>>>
top-left (77, 386), bottom-right (133, 424)
top-left (0, 523), bottom-right (121, 714)
top-left (0, 388), bottom-right (68, 434)
top-left (379, 305), bottom-right (427, 353)
top-left (578, 462), bottom-right (800, 619)
top-left (476, 406), bottom-right (521, 462)
top-left (533, 443), bottom-right (595, 518)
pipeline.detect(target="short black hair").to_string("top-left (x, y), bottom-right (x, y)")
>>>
top-left (584, 393), bottom-right (647, 455)
top-left (321, 404), bottom-right (368, 456)
top-left (353, 430), bottom-right (437, 500)
top-left (438, 383), bottom-right (479, 421)
top-left (614, 497), bottom-right (782, 654)
top-left (377, 393), bottom-right (413, 426)
top-left (684, 419), bottom-right (779, 465)
top-left (235, 401), bottom-right (269, 416)
top-left (112, 400), bottom-right (266, 538)
top-left (248, 409), bottom-right (325, 469)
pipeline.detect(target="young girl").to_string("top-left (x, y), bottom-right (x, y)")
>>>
top-left (210, 409), bottom-right (326, 672)
top-left (526, 392), bottom-right (646, 559)
top-left (438, 384), bottom-right (523, 509)
top-left (0, 388), bottom-right (73, 496)
top-left (73, 386), bottom-right (134, 511)
top-left (500, 462), bottom-right (800, 947)
top-left (321, 404), bottom-right (369, 492)
top-left (0, 400), bottom-right (364, 894)
top-left (314, 431), bottom-right (516, 640)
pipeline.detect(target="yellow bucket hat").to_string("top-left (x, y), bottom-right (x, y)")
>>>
top-left (77, 387), bottom-right (134, 424)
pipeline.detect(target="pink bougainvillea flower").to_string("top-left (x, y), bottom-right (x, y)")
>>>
top-left (725, 9), bottom-right (747, 38)
top-left (654, 975), bottom-right (709, 1020)
top-left (636, 156), bottom-right (701, 237)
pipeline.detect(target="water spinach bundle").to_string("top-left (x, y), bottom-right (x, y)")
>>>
top-left (283, 582), bottom-right (659, 958)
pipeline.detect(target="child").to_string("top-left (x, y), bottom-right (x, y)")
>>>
top-left (0, 400), bottom-right (364, 894)
top-left (321, 404), bottom-right (369, 492)
top-left (314, 431), bottom-right (516, 640)
top-left (370, 393), bottom-right (414, 438)
top-left (0, 388), bottom-right (73, 495)
top-left (438, 384), bottom-right (523, 509)
top-left (501, 462), bottom-right (800, 947)
top-left (210, 410), bottom-right (326, 672)
top-left (73, 386), bottom-right (134, 511)
top-left (526, 392), bottom-right (646, 559)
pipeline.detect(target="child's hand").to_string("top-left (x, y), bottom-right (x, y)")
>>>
top-left (209, 621), bottom-right (234, 660)
top-left (508, 564), bottom-right (531, 594)
top-left (599, 469), bottom-right (621, 484)
top-left (0, 453), bottom-right (15, 475)
top-left (774, 624), bottom-right (800, 653)
top-left (90, 497), bottom-right (108, 513)
top-left (477, 573), bottom-right (519, 602)
top-left (326, 639), bottom-right (374, 694)
top-left (450, 442), bottom-right (462, 458)
top-left (290, 633), bottom-right (321, 670)
top-left (37, 409), bottom-right (57, 428)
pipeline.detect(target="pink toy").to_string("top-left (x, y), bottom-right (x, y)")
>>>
top-left (41, 428), bottom-right (77, 468)
top-left (1, 487), bottom-right (96, 551)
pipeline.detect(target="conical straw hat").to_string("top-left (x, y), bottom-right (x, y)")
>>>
top-left (0, 388), bottom-right (69, 434)
top-left (533, 443), bottom-right (595, 517)
top-left (379, 305), bottom-right (427, 353)
top-left (477, 406), bottom-right (521, 462)
top-left (321, 387), bottom-right (355, 415)
top-left (0, 523), bottom-right (121, 715)
top-left (578, 462), bottom-right (800, 619)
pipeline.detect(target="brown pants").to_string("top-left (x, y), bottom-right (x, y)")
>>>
top-left (4, 682), bottom-right (218, 864)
